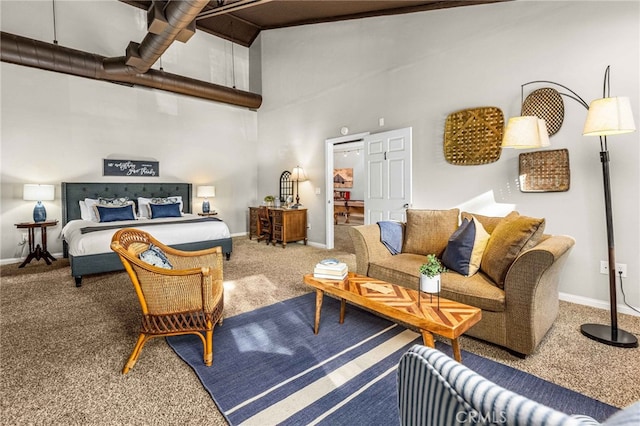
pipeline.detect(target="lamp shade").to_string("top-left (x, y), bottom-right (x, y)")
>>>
top-left (196, 186), bottom-right (216, 198)
top-left (501, 116), bottom-right (550, 149)
top-left (291, 166), bottom-right (307, 182)
top-left (583, 97), bottom-right (636, 136)
top-left (23, 184), bottom-right (55, 201)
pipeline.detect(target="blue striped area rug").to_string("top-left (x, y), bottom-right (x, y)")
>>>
top-left (167, 292), bottom-right (617, 425)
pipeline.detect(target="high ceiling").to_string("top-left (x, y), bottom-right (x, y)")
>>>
top-left (121, 0), bottom-right (508, 47)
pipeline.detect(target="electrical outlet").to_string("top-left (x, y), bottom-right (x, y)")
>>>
top-left (307, 223), bottom-right (311, 229)
top-left (600, 261), bottom-right (628, 278)
top-left (616, 263), bottom-right (627, 278)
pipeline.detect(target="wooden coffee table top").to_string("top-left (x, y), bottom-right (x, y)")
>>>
top-left (303, 272), bottom-right (481, 341)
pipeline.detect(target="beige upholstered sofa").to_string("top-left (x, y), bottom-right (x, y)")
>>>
top-left (349, 209), bottom-right (575, 356)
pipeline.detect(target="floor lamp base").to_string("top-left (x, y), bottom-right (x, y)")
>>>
top-left (580, 323), bottom-right (638, 348)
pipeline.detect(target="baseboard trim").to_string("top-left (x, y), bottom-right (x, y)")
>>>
top-left (559, 292), bottom-right (639, 317)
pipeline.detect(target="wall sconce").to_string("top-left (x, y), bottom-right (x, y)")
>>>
top-left (196, 185), bottom-right (216, 213)
top-left (290, 165), bottom-right (307, 208)
top-left (501, 66), bottom-right (637, 348)
top-left (23, 184), bottom-right (55, 222)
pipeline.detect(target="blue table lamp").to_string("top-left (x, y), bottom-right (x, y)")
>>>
top-left (23, 184), bottom-right (55, 222)
top-left (196, 185), bottom-right (216, 213)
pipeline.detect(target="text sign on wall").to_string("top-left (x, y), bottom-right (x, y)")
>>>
top-left (103, 159), bottom-right (159, 177)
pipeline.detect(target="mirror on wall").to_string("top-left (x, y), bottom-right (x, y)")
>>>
top-left (279, 170), bottom-right (293, 203)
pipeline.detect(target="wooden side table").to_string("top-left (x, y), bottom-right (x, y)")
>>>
top-left (198, 212), bottom-right (218, 217)
top-left (15, 220), bottom-right (58, 268)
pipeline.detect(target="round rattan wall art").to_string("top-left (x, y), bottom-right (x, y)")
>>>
top-left (443, 106), bottom-right (504, 165)
top-left (521, 88), bottom-right (564, 136)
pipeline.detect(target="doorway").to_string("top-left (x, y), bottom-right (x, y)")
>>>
top-left (325, 127), bottom-right (413, 250)
top-left (325, 132), bottom-right (369, 250)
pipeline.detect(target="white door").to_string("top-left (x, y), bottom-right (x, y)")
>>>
top-left (364, 127), bottom-right (412, 224)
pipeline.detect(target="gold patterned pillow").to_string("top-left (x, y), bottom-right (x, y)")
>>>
top-left (402, 209), bottom-right (460, 256)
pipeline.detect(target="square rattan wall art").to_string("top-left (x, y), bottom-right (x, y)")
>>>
top-left (443, 106), bottom-right (504, 165)
top-left (519, 148), bottom-right (570, 192)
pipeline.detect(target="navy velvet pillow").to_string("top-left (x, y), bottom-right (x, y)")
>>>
top-left (149, 202), bottom-right (181, 218)
top-left (95, 204), bottom-right (136, 222)
top-left (441, 217), bottom-right (490, 277)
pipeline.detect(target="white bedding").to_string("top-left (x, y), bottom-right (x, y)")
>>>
top-left (61, 214), bottom-right (231, 257)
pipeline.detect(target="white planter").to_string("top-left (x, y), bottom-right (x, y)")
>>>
top-left (420, 274), bottom-right (441, 294)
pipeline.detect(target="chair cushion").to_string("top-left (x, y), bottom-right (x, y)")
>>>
top-left (139, 244), bottom-right (173, 269)
top-left (480, 212), bottom-right (545, 289)
top-left (402, 209), bottom-right (459, 256)
top-left (442, 217), bottom-right (490, 277)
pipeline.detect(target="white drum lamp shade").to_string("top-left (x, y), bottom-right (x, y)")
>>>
top-left (583, 97), bottom-right (636, 136)
top-left (502, 116), bottom-right (550, 149)
top-left (196, 186), bottom-right (216, 213)
top-left (23, 184), bottom-right (55, 222)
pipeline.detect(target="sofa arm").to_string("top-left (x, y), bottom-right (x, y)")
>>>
top-left (502, 235), bottom-right (576, 355)
top-left (349, 224), bottom-right (395, 276)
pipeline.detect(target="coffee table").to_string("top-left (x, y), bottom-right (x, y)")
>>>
top-left (303, 272), bottom-right (481, 363)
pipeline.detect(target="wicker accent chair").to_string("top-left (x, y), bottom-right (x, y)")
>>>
top-left (111, 228), bottom-right (224, 374)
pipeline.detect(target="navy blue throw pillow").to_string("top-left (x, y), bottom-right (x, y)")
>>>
top-left (441, 217), bottom-right (490, 277)
top-left (149, 203), bottom-right (181, 218)
top-left (95, 204), bottom-right (136, 222)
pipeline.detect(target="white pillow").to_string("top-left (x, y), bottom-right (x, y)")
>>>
top-left (79, 200), bottom-right (93, 221)
top-left (83, 198), bottom-right (100, 222)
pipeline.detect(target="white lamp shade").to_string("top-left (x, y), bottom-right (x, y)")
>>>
top-left (23, 184), bottom-right (55, 201)
top-left (501, 116), bottom-right (550, 149)
top-left (196, 186), bottom-right (216, 198)
top-left (291, 166), bottom-right (307, 182)
top-left (583, 97), bottom-right (636, 136)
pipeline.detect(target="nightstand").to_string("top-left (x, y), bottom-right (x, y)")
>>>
top-left (15, 220), bottom-right (58, 268)
top-left (198, 212), bottom-right (218, 217)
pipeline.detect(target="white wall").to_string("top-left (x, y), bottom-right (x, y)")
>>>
top-left (0, 1), bottom-right (258, 261)
top-left (256, 1), bottom-right (640, 310)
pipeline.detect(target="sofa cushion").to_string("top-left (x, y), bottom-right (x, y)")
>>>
top-left (480, 212), bottom-right (546, 289)
top-left (441, 217), bottom-right (490, 277)
top-left (461, 211), bottom-right (514, 234)
top-left (403, 209), bottom-right (460, 256)
top-left (369, 254), bottom-right (505, 312)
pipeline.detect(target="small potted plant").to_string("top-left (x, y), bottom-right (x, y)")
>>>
top-left (418, 254), bottom-right (445, 293)
top-left (263, 195), bottom-right (275, 207)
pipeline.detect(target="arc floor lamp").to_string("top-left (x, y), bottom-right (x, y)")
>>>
top-left (503, 66), bottom-right (637, 348)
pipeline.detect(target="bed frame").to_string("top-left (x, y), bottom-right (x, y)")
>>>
top-left (61, 182), bottom-right (232, 287)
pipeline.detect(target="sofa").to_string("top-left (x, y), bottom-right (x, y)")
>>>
top-left (397, 345), bottom-right (639, 426)
top-left (349, 208), bottom-right (575, 356)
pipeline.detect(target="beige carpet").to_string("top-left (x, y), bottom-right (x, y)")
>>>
top-left (1, 236), bottom-right (639, 424)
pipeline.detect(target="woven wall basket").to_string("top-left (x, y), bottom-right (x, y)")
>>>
top-left (519, 148), bottom-right (570, 192)
top-left (521, 88), bottom-right (565, 136)
top-left (444, 106), bottom-right (504, 165)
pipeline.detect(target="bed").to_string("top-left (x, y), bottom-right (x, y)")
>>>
top-left (61, 182), bottom-right (232, 287)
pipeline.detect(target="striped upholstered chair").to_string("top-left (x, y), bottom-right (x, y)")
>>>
top-left (397, 345), bottom-right (640, 426)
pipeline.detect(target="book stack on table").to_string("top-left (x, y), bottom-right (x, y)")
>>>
top-left (313, 258), bottom-right (348, 280)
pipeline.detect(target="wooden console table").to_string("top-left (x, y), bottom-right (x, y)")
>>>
top-left (15, 220), bottom-right (58, 268)
top-left (334, 200), bottom-right (364, 224)
top-left (249, 207), bottom-right (308, 248)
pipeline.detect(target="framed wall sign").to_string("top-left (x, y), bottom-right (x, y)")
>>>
top-left (103, 159), bottom-right (159, 177)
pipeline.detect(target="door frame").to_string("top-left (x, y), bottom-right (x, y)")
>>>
top-left (325, 132), bottom-right (370, 249)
